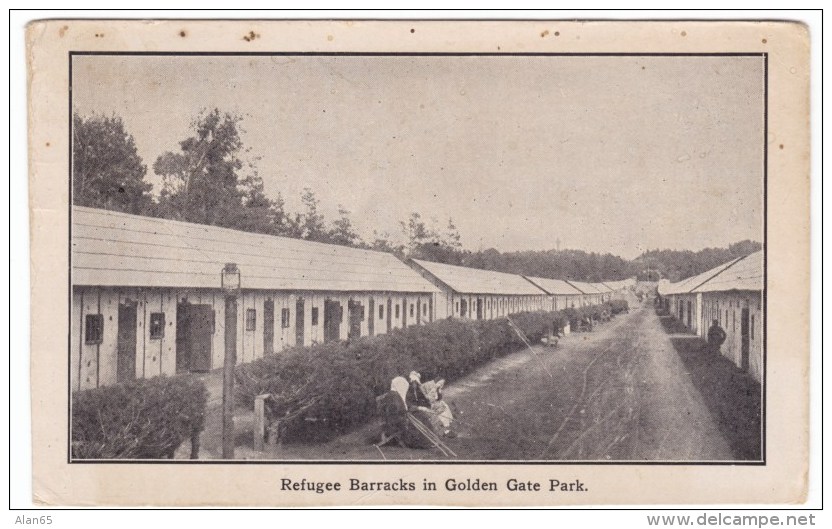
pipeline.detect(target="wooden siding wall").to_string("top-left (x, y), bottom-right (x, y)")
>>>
top-left (667, 291), bottom-right (763, 383)
top-left (447, 293), bottom-right (547, 320)
top-left (71, 284), bottom-right (607, 392)
top-left (699, 291), bottom-right (763, 383)
top-left (668, 293), bottom-right (703, 336)
top-left (72, 287), bottom-right (433, 391)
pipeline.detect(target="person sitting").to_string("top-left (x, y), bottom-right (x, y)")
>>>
top-left (420, 379), bottom-right (455, 438)
top-left (376, 376), bottom-right (409, 446)
top-left (406, 371), bottom-right (432, 409)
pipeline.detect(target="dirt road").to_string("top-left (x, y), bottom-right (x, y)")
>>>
top-left (194, 301), bottom-right (759, 461)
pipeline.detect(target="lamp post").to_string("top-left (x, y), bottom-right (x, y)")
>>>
top-left (221, 263), bottom-right (241, 459)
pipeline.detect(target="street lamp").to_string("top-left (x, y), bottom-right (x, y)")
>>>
top-left (221, 263), bottom-right (241, 459)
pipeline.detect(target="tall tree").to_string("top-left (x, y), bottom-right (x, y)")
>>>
top-left (72, 112), bottom-right (152, 214)
top-left (328, 205), bottom-right (361, 247)
top-left (370, 230), bottom-right (405, 257)
top-left (400, 212), bottom-right (435, 255)
top-left (443, 218), bottom-right (463, 250)
top-left (268, 191), bottom-right (302, 238)
top-left (295, 188), bottom-right (329, 242)
top-left (153, 109), bottom-right (252, 228)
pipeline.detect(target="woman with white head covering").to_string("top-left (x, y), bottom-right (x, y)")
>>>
top-left (390, 376), bottom-right (409, 406)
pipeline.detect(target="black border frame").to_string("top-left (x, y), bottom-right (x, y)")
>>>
top-left (67, 51), bottom-right (768, 467)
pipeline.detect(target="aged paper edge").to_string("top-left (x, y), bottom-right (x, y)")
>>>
top-left (27, 19), bottom-right (810, 507)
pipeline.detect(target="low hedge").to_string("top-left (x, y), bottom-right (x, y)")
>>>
top-left (609, 299), bottom-right (629, 314)
top-left (235, 309), bottom-right (582, 443)
top-left (71, 374), bottom-right (208, 459)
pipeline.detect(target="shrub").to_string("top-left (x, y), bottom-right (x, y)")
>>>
top-left (562, 307), bottom-right (581, 327)
top-left (235, 306), bottom-right (602, 443)
top-left (609, 299), bottom-right (629, 314)
top-left (71, 374), bottom-right (208, 459)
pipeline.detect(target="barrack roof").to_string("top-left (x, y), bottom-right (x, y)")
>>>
top-left (72, 206), bottom-right (439, 293)
top-left (693, 251), bottom-right (763, 293)
top-left (565, 280), bottom-right (603, 295)
top-left (660, 252), bottom-right (762, 296)
top-left (410, 259), bottom-right (546, 296)
top-left (523, 276), bottom-right (584, 296)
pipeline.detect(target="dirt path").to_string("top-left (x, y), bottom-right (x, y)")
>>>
top-left (190, 301), bottom-right (744, 461)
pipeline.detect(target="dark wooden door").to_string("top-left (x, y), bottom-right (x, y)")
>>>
top-left (295, 298), bottom-right (305, 346)
top-left (428, 296), bottom-right (433, 322)
top-left (189, 305), bottom-right (213, 372)
top-left (348, 299), bottom-right (363, 340)
top-left (687, 301), bottom-right (692, 329)
top-left (263, 299), bottom-right (275, 355)
top-left (741, 308), bottom-right (750, 371)
top-left (176, 302), bottom-right (191, 373)
top-left (386, 298), bottom-right (392, 332)
top-left (368, 297), bottom-right (375, 336)
top-left (117, 302), bottom-right (137, 382)
top-left (176, 303), bottom-right (212, 372)
top-left (324, 300), bottom-right (341, 343)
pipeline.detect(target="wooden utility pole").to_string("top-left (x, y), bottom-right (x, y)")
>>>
top-left (221, 263), bottom-right (240, 460)
top-left (223, 294), bottom-right (237, 459)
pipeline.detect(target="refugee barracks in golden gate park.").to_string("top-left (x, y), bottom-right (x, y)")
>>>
top-left (657, 250), bottom-right (764, 383)
top-left (71, 205), bottom-right (635, 391)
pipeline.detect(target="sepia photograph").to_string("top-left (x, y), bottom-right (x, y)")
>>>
top-left (68, 52), bottom-right (764, 463)
top-left (23, 18), bottom-right (811, 507)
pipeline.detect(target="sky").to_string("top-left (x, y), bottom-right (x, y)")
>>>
top-left (72, 54), bottom-right (765, 259)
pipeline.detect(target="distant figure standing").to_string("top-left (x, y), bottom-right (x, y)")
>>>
top-left (707, 320), bottom-right (727, 353)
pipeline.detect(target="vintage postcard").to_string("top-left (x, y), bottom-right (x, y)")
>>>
top-left (27, 19), bottom-right (810, 506)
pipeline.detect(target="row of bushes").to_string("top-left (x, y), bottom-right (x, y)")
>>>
top-left (235, 303), bottom-right (619, 442)
top-left (608, 299), bottom-right (630, 315)
top-left (71, 374), bottom-right (208, 459)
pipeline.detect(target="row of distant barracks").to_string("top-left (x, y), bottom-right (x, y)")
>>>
top-left (71, 206), bottom-right (635, 392)
top-left (657, 251), bottom-right (764, 383)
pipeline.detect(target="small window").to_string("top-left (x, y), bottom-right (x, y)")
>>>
top-left (281, 308), bottom-right (290, 329)
top-left (246, 308), bottom-right (257, 331)
top-left (84, 314), bottom-right (103, 344)
top-left (149, 312), bottom-right (165, 339)
top-left (455, 301), bottom-right (459, 313)
top-left (751, 315), bottom-right (755, 340)
top-left (395, 304), bottom-right (400, 319)
top-left (211, 310), bottom-right (216, 334)
top-left (311, 307), bottom-right (319, 326)
top-left (379, 305), bottom-right (384, 320)
top-left (409, 304), bottom-right (415, 317)
top-left (423, 303), bottom-right (428, 315)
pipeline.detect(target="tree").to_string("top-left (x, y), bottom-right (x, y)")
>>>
top-left (295, 188), bottom-right (330, 243)
top-left (328, 205), bottom-right (362, 247)
top-left (370, 230), bottom-right (405, 257)
top-left (443, 218), bottom-right (463, 250)
top-left (72, 112), bottom-right (152, 214)
top-left (400, 212), bottom-right (435, 255)
top-left (152, 108), bottom-right (291, 237)
top-left (268, 191), bottom-right (302, 238)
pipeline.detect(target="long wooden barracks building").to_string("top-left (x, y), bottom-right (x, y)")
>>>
top-left (408, 258), bottom-right (549, 320)
top-left (71, 206), bottom-right (439, 391)
top-left (71, 206), bottom-right (632, 390)
top-left (657, 251), bottom-right (764, 382)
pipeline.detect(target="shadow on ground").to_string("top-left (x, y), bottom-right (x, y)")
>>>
top-left (657, 314), bottom-right (762, 461)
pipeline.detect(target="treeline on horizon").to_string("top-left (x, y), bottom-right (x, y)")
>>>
top-left (72, 109), bottom-right (761, 283)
